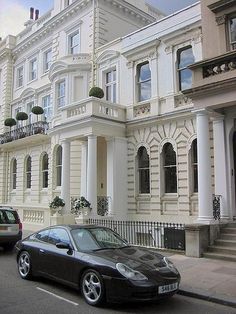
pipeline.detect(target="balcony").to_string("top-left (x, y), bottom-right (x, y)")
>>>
top-left (185, 50), bottom-right (236, 94)
top-left (0, 121), bottom-right (49, 145)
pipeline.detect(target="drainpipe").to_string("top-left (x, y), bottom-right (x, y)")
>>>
top-left (91, 0), bottom-right (97, 87)
top-left (4, 151), bottom-right (9, 204)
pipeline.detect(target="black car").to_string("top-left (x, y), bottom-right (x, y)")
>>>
top-left (15, 225), bottom-right (180, 306)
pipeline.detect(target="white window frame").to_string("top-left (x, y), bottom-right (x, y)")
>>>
top-left (105, 69), bottom-right (117, 103)
top-left (137, 62), bottom-right (151, 102)
top-left (43, 49), bottom-right (52, 73)
top-left (68, 31), bottom-right (80, 54)
top-left (42, 95), bottom-right (52, 120)
top-left (25, 156), bottom-right (32, 189)
top-left (57, 80), bottom-right (66, 108)
top-left (29, 58), bottom-right (37, 81)
top-left (41, 153), bottom-right (49, 189)
top-left (16, 66), bottom-right (24, 88)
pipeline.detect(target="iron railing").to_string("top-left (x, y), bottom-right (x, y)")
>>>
top-left (213, 194), bottom-right (221, 220)
top-left (88, 219), bottom-right (185, 251)
top-left (97, 196), bottom-right (111, 216)
top-left (0, 121), bottom-right (49, 144)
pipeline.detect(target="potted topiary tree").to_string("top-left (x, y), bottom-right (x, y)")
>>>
top-left (16, 112), bottom-right (28, 138)
top-left (31, 106), bottom-right (44, 134)
top-left (89, 86), bottom-right (104, 99)
top-left (4, 118), bottom-right (16, 142)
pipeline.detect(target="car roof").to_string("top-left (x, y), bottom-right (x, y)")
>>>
top-left (0, 206), bottom-right (16, 212)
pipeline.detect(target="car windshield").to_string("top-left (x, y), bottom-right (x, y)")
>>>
top-left (71, 227), bottom-right (128, 251)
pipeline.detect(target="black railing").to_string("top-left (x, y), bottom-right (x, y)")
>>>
top-left (88, 219), bottom-right (185, 251)
top-left (0, 121), bottom-right (49, 144)
top-left (97, 196), bottom-right (110, 216)
top-left (213, 194), bottom-right (221, 220)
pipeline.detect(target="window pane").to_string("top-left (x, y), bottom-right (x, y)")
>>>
top-left (138, 146), bottom-right (149, 168)
top-left (164, 143), bottom-right (176, 166)
top-left (139, 169), bottom-right (150, 193)
top-left (179, 69), bottom-right (192, 90)
top-left (42, 154), bottom-right (49, 170)
top-left (139, 81), bottom-right (151, 101)
top-left (230, 17), bottom-right (236, 43)
top-left (178, 47), bottom-right (194, 69)
top-left (106, 85), bottom-right (111, 101)
top-left (164, 167), bottom-right (177, 193)
top-left (139, 63), bottom-right (151, 81)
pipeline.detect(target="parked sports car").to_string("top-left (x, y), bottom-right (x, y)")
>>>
top-left (15, 225), bottom-right (180, 306)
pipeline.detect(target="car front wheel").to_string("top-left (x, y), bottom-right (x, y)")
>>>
top-left (18, 251), bottom-right (32, 280)
top-left (81, 269), bottom-right (105, 306)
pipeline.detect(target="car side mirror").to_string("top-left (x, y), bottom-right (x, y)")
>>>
top-left (56, 242), bottom-right (72, 250)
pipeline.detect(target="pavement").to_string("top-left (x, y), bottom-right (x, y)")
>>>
top-left (169, 253), bottom-right (236, 309)
top-left (23, 230), bottom-right (236, 309)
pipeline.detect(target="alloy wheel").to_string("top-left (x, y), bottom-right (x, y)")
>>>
top-left (18, 251), bottom-right (31, 279)
top-left (81, 270), bottom-right (104, 305)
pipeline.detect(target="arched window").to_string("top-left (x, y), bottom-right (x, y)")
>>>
top-left (26, 156), bottom-right (32, 189)
top-left (191, 139), bottom-right (198, 193)
top-left (137, 62), bottom-right (151, 102)
top-left (137, 146), bottom-right (150, 194)
top-left (56, 146), bottom-right (62, 186)
top-left (163, 143), bottom-right (177, 193)
top-left (177, 46), bottom-right (194, 91)
top-left (42, 153), bottom-right (49, 188)
top-left (11, 158), bottom-right (17, 190)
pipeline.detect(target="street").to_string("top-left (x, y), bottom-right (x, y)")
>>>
top-left (0, 248), bottom-right (236, 314)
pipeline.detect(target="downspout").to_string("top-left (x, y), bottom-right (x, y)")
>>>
top-left (4, 151), bottom-right (9, 204)
top-left (91, 0), bottom-right (97, 87)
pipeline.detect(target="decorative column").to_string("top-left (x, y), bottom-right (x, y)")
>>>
top-left (107, 137), bottom-right (127, 219)
top-left (87, 135), bottom-right (97, 213)
top-left (212, 116), bottom-right (229, 220)
top-left (80, 141), bottom-right (88, 198)
top-left (61, 140), bottom-right (71, 213)
top-left (195, 110), bottom-right (214, 222)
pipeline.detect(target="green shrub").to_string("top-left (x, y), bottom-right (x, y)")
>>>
top-left (31, 106), bottom-right (44, 115)
top-left (4, 118), bottom-right (16, 127)
top-left (16, 112), bottom-right (28, 121)
top-left (89, 86), bottom-right (104, 99)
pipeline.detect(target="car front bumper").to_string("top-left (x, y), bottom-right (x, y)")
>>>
top-left (103, 275), bottom-right (180, 303)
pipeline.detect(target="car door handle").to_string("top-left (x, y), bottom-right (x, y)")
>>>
top-left (39, 249), bottom-right (45, 253)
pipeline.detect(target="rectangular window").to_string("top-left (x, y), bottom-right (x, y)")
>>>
top-left (42, 95), bottom-right (52, 119)
top-left (229, 16), bottom-right (236, 50)
top-left (16, 66), bottom-right (23, 88)
top-left (29, 58), bottom-right (37, 81)
top-left (105, 70), bottom-right (116, 103)
top-left (27, 102), bottom-right (34, 124)
top-left (57, 80), bottom-right (65, 107)
top-left (44, 49), bottom-right (52, 72)
top-left (69, 32), bottom-right (80, 54)
top-left (177, 46), bottom-right (194, 91)
top-left (137, 62), bottom-right (151, 102)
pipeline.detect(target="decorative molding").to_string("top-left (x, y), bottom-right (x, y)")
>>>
top-left (216, 14), bottom-right (226, 25)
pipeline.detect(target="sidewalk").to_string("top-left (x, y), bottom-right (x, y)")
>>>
top-left (169, 254), bottom-right (236, 308)
top-left (22, 230), bottom-right (236, 308)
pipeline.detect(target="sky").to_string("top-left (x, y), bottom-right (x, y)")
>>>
top-left (0, 0), bottom-right (197, 39)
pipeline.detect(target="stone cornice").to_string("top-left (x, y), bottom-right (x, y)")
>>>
top-left (122, 39), bottom-right (160, 62)
top-left (208, 0), bottom-right (236, 13)
top-left (13, 0), bottom-right (91, 56)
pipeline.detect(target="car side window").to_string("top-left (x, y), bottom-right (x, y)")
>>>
top-left (5, 211), bottom-right (17, 224)
top-left (48, 228), bottom-right (71, 246)
top-left (35, 229), bottom-right (50, 243)
top-left (0, 210), bottom-right (7, 224)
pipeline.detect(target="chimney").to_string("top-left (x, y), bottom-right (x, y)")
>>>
top-left (30, 7), bottom-right (34, 20)
top-left (35, 9), bottom-right (39, 20)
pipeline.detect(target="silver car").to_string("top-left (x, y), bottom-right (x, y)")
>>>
top-left (0, 207), bottom-right (22, 250)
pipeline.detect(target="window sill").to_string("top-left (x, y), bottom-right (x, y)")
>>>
top-left (161, 193), bottom-right (178, 201)
top-left (136, 194), bottom-right (151, 201)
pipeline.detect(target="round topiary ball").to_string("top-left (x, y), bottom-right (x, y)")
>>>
top-left (31, 106), bottom-right (44, 115)
top-left (4, 118), bottom-right (16, 127)
top-left (16, 112), bottom-right (28, 121)
top-left (89, 86), bottom-right (104, 99)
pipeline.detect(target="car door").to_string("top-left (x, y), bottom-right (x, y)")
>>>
top-left (44, 227), bottom-right (78, 284)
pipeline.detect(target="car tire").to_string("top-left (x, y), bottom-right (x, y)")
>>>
top-left (80, 269), bottom-right (105, 306)
top-left (18, 251), bottom-right (32, 280)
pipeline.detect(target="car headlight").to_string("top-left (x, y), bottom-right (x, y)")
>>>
top-left (116, 263), bottom-right (148, 281)
top-left (163, 257), bottom-right (179, 274)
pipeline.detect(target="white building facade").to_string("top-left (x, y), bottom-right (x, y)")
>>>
top-left (0, 0), bottom-right (232, 232)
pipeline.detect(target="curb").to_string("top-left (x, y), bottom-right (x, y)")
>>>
top-left (178, 289), bottom-right (236, 309)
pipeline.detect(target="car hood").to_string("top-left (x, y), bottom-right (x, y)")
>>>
top-left (90, 246), bottom-right (170, 272)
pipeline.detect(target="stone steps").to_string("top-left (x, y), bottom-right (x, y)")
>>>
top-left (203, 223), bottom-right (236, 261)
